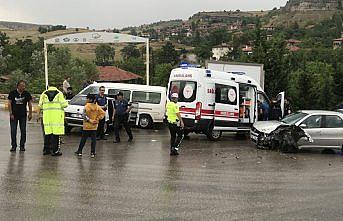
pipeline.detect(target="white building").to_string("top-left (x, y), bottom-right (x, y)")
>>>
top-left (211, 44), bottom-right (232, 61)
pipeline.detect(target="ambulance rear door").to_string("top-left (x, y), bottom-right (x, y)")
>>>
top-left (214, 80), bottom-right (239, 130)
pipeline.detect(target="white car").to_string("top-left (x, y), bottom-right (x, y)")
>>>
top-left (64, 82), bottom-right (167, 132)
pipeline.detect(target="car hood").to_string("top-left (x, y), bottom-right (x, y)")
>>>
top-left (252, 121), bottom-right (287, 134)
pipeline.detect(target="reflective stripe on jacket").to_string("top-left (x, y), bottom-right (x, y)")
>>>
top-left (39, 87), bottom-right (68, 135)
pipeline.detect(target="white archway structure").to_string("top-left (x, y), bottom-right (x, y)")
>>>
top-left (44, 32), bottom-right (149, 88)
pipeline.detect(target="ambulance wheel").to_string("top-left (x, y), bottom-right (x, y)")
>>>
top-left (207, 129), bottom-right (222, 141)
top-left (139, 115), bottom-right (152, 129)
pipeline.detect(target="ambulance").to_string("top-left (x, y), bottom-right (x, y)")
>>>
top-left (167, 66), bottom-right (284, 141)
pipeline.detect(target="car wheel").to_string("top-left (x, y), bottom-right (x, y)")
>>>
top-left (206, 129), bottom-right (222, 141)
top-left (139, 115), bottom-right (152, 129)
top-left (280, 137), bottom-right (297, 153)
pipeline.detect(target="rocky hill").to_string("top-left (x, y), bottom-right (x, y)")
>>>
top-left (284, 0), bottom-right (343, 11)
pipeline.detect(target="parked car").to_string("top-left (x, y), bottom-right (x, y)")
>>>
top-left (250, 110), bottom-right (343, 153)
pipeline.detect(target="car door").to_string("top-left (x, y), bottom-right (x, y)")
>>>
top-left (298, 115), bottom-right (324, 147)
top-left (320, 115), bottom-right (343, 147)
top-left (214, 81), bottom-right (239, 130)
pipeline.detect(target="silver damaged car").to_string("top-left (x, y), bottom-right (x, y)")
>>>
top-left (250, 110), bottom-right (343, 153)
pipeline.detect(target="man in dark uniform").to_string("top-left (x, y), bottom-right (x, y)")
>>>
top-left (96, 86), bottom-right (107, 140)
top-left (112, 91), bottom-right (133, 143)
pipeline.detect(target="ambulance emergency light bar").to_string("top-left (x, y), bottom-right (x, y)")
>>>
top-left (179, 62), bottom-right (201, 68)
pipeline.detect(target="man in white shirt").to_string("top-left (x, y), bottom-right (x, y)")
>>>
top-left (62, 76), bottom-right (71, 94)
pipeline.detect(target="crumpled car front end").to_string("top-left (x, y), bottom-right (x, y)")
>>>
top-left (251, 122), bottom-right (313, 153)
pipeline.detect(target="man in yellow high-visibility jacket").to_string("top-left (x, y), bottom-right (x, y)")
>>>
top-left (166, 93), bottom-right (184, 156)
top-left (39, 86), bottom-right (68, 156)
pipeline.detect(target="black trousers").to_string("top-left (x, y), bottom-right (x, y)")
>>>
top-left (97, 118), bottom-right (106, 139)
top-left (77, 130), bottom-right (96, 154)
top-left (114, 114), bottom-right (133, 141)
top-left (10, 116), bottom-right (27, 149)
top-left (44, 134), bottom-right (60, 153)
top-left (168, 123), bottom-right (184, 151)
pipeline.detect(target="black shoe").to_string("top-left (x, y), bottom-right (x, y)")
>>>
top-left (43, 151), bottom-right (51, 155)
top-left (20, 148), bottom-right (26, 152)
top-left (51, 151), bottom-right (62, 156)
top-left (113, 140), bottom-right (120, 143)
top-left (10, 148), bottom-right (16, 152)
top-left (74, 151), bottom-right (82, 156)
top-left (128, 138), bottom-right (133, 142)
top-left (96, 137), bottom-right (101, 141)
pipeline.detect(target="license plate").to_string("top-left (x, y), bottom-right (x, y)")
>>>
top-left (71, 114), bottom-right (82, 118)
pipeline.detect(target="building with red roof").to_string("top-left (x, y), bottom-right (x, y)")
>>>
top-left (96, 66), bottom-right (143, 83)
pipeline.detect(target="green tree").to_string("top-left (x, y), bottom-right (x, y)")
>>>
top-left (289, 62), bottom-right (335, 110)
top-left (152, 63), bottom-right (173, 86)
top-left (155, 42), bottom-right (179, 65)
top-left (130, 29), bottom-right (138, 36)
top-left (95, 44), bottom-right (115, 66)
top-left (207, 28), bottom-right (230, 47)
top-left (116, 57), bottom-right (145, 77)
top-left (194, 44), bottom-right (213, 63)
top-left (0, 32), bottom-right (9, 47)
top-left (121, 44), bottom-right (141, 60)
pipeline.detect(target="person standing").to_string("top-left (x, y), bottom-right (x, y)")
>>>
top-left (261, 100), bottom-right (270, 121)
top-left (75, 94), bottom-right (105, 158)
top-left (112, 91), bottom-right (133, 143)
top-left (8, 80), bottom-right (33, 152)
top-left (96, 86), bottom-right (107, 140)
top-left (62, 76), bottom-right (71, 95)
top-left (166, 93), bottom-right (184, 156)
top-left (65, 87), bottom-right (74, 100)
top-left (39, 85), bottom-right (68, 156)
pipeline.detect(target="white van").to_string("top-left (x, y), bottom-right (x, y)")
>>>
top-left (168, 67), bottom-right (282, 141)
top-left (65, 82), bottom-right (167, 131)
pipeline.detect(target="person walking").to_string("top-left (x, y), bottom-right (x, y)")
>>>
top-left (96, 86), bottom-right (107, 140)
top-left (39, 85), bottom-right (68, 156)
top-left (8, 80), bottom-right (33, 152)
top-left (112, 91), bottom-right (133, 143)
top-left (75, 94), bottom-right (105, 158)
top-left (166, 93), bottom-right (184, 156)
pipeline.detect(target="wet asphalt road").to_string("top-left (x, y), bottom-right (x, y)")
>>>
top-left (0, 111), bottom-right (343, 221)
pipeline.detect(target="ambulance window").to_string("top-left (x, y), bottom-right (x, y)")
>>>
top-left (170, 81), bottom-right (197, 102)
top-left (215, 84), bottom-right (237, 105)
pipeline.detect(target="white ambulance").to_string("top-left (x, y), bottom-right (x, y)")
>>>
top-left (168, 66), bottom-right (283, 141)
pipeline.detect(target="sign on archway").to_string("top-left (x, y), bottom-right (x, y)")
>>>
top-left (44, 32), bottom-right (149, 88)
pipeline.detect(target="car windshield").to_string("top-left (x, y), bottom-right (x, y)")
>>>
top-left (80, 86), bottom-right (100, 95)
top-left (69, 95), bottom-right (87, 106)
top-left (280, 112), bottom-right (308, 125)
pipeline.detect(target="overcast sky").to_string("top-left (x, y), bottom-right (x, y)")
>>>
top-left (0, 0), bottom-right (288, 29)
